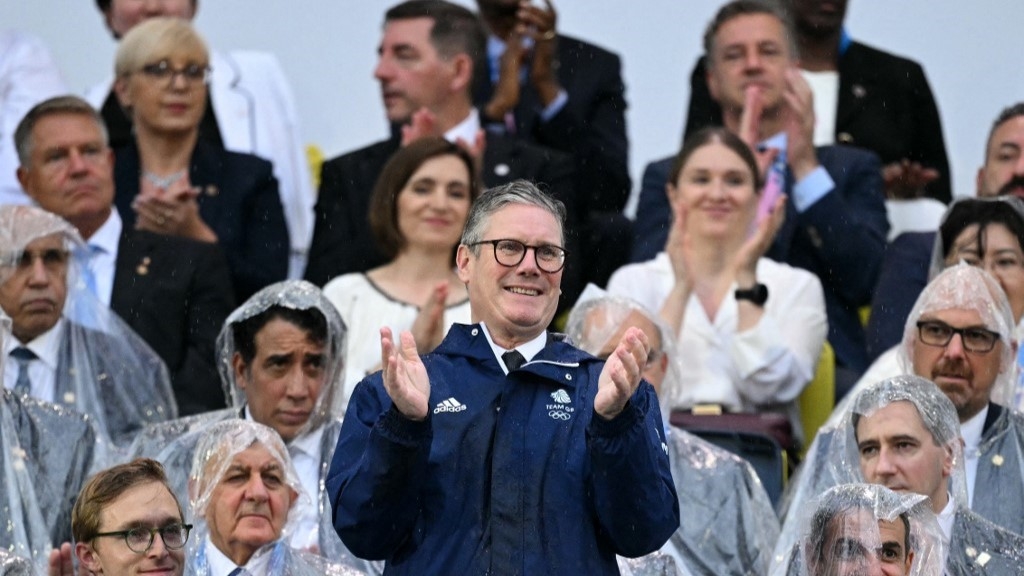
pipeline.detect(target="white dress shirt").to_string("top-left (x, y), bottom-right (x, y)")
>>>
top-left (480, 322), bottom-right (547, 375)
top-left (960, 404), bottom-right (988, 507)
top-left (4, 318), bottom-right (64, 404)
top-left (443, 108), bottom-right (482, 147)
top-left (205, 535), bottom-right (272, 576)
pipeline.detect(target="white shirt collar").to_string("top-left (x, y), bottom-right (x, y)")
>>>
top-left (87, 210), bottom-right (121, 255)
top-left (936, 495), bottom-right (956, 543)
top-left (961, 404), bottom-right (988, 454)
top-left (204, 535), bottom-right (273, 576)
top-left (241, 407), bottom-right (324, 457)
top-left (6, 317), bottom-right (64, 371)
top-left (443, 108), bottom-right (482, 148)
top-left (479, 322), bottom-right (547, 375)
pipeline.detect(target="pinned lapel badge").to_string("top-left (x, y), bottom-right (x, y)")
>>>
top-left (136, 256), bottom-right (151, 276)
top-left (837, 132), bottom-right (855, 144)
top-left (992, 454), bottom-right (1005, 466)
top-left (204, 184), bottom-right (219, 197)
top-left (494, 163), bottom-right (511, 177)
top-left (852, 84), bottom-right (867, 98)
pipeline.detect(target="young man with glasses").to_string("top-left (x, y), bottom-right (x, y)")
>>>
top-left (330, 180), bottom-right (679, 574)
top-left (50, 458), bottom-right (191, 576)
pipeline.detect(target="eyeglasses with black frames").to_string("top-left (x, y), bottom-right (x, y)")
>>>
top-left (93, 523), bottom-right (193, 554)
top-left (915, 320), bottom-right (1000, 353)
top-left (138, 60), bottom-right (211, 86)
top-left (470, 239), bottom-right (568, 273)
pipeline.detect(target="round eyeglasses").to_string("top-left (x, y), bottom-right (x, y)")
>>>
top-left (93, 523), bottom-right (193, 554)
top-left (915, 320), bottom-right (1000, 353)
top-left (470, 239), bottom-right (568, 273)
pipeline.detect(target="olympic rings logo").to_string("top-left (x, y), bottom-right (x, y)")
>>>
top-left (549, 410), bottom-right (571, 421)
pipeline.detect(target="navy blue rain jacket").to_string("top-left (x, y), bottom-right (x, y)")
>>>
top-left (327, 324), bottom-right (679, 575)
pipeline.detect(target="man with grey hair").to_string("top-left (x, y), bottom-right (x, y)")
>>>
top-left (14, 95), bottom-right (234, 415)
top-left (631, 0), bottom-right (888, 395)
top-left (330, 180), bottom-right (678, 574)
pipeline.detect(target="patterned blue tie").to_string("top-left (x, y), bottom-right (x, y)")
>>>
top-left (9, 347), bottom-right (36, 395)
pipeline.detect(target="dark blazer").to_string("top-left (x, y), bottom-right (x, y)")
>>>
top-left (474, 34), bottom-right (630, 213)
top-left (864, 231), bottom-right (934, 361)
top-left (304, 132), bottom-right (575, 286)
top-left (631, 145), bottom-right (888, 374)
top-left (113, 140), bottom-right (289, 302)
top-left (111, 229), bottom-right (235, 415)
top-left (3, 390), bottom-right (94, 547)
top-left (683, 41), bottom-right (951, 202)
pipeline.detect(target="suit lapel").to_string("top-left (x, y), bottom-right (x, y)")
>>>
top-left (208, 51), bottom-right (253, 152)
top-left (835, 42), bottom-right (871, 133)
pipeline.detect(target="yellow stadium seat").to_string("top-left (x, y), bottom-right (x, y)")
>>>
top-left (799, 341), bottom-right (835, 459)
top-left (306, 144), bottom-right (324, 191)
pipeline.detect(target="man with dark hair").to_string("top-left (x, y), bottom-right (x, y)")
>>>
top-left (14, 95), bottom-right (234, 415)
top-left (632, 0), bottom-right (888, 394)
top-left (330, 181), bottom-right (678, 573)
top-left (129, 280), bottom-right (367, 569)
top-left (306, 0), bottom-right (581, 305)
top-left (685, 0), bottom-right (950, 202)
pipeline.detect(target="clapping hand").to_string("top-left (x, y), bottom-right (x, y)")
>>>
top-left (380, 328), bottom-right (430, 421)
top-left (594, 327), bottom-right (649, 420)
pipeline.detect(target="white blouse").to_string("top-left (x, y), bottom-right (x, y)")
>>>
top-left (323, 273), bottom-right (471, 411)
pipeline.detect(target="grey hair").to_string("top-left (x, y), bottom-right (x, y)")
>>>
top-left (459, 179), bottom-right (567, 250)
top-left (14, 95), bottom-right (109, 167)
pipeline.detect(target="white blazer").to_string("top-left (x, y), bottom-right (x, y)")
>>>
top-left (86, 49), bottom-right (314, 278)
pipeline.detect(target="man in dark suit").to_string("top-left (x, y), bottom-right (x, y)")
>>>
top-left (305, 0), bottom-right (580, 302)
top-left (632, 0), bottom-right (888, 392)
top-left (684, 0), bottom-right (951, 203)
top-left (14, 96), bottom-right (234, 415)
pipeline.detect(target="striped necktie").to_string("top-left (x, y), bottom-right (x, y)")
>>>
top-left (9, 347), bottom-right (37, 395)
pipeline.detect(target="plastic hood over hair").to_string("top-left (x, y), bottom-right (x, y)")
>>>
top-left (0, 205), bottom-right (175, 459)
top-left (898, 262), bottom-right (1017, 407)
top-left (789, 484), bottom-right (945, 576)
top-left (565, 284), bottom-right (684, 412)
top-left (927, 195), bottom-right (1024, 281)
top-left (772, 376), bottom-right (961, 575)
top-left (0, 550), bottom-right (34, 576)
top-left (216, 280), bottom-right (346, 432)
top-left (0, 206), bottom-right (83, 286)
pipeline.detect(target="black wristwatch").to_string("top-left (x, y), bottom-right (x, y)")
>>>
top-left (735, 283), bottom-right (769, 306)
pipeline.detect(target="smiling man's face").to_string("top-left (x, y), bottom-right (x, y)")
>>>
top-left (456, 203), bottom-right (564, 348)
top-left (204, 443), bottom-right (297, 565)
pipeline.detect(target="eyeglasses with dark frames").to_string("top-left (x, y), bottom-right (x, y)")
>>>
top-left (470, 239), bottom-right (568, 273)
top-left (138, 60), bottom-right (211, 86)
top-left (915, 320), bottom-right (1000, 353)
top-left (92, 523), bottom-right (193, 554)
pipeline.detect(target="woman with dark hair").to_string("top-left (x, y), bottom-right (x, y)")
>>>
top-left (607, 127), bottom-right (827, 442)
top-left (324, 138), bottom-right (479, 409)
top-left (111, 17), bottom-right (289, 302)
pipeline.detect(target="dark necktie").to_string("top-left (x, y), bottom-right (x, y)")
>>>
top-left (10, 347), bottom-right (37, 395)
top-left (227, 567), bottom-right (249, 576)
top-left (502, 349), bottom-right (526, 372)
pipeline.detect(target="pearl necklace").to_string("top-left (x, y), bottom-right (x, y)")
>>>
top-left (143, 170), bottom-right (186, 189)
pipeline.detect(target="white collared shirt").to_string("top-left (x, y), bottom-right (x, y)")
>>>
top-left (82, 210), bottom-right (121, 306)
top-left (960, 405), bottom-right (988, 507)
top-left (443, 109), bottom-right (482, 148)
top-left (936, 495), bottom-right (956, 545)
top-left (479, 322), bottom-right (546, 375)
top-left (4, 318), bottom-right (64, 403)
top-left (242, 407), bottom-right (323, 551)
top-left (205, 535), bottom-right (272, 576)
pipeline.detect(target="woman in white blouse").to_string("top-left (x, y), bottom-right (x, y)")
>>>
top-left (607, 127), bottom-right (827, 441)
top-left (324, 138), bottom-right (479, 410)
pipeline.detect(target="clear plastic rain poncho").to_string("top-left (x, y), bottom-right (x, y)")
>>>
top-left (128, 280), bottom-right (364, 567)
top-left (566, 286), bottom-right (781, 576)
top-left (0, 205), bottom-right (175, 455)
top-left (778, 483), bottom-right (944, 576)
top-left (927, 195), bottom-right (1024, 410)
top-left (774, 375), bottom-right (1024, 574)
top-left (0, 549), bottom-right (33, 576)
top-left (185, 420), bottom-right (364, 576)
top-left (2, 305), bottom-right (98, 576)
